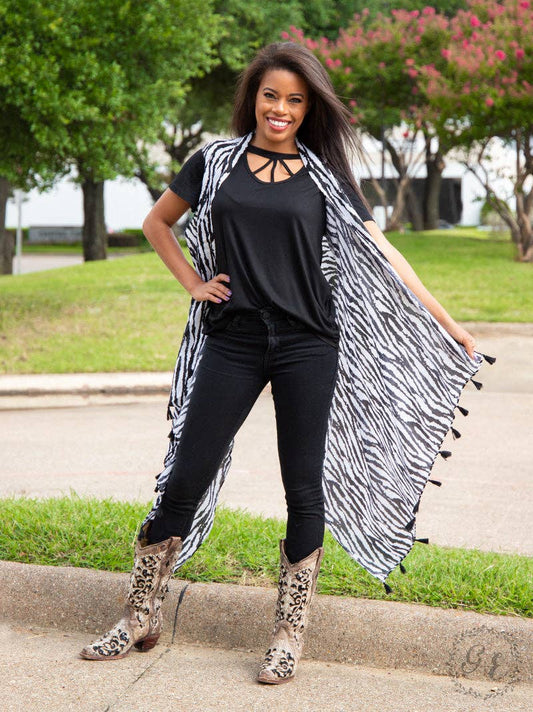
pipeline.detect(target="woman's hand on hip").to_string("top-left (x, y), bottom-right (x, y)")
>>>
top-left (190, 273), bottom-right (232, 303)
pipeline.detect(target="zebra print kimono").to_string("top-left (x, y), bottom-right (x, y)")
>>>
top-left (139, 132), bottom-right (495, 592)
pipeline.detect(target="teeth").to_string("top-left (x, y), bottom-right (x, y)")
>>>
top-left (268, 119), bottom-right (289, 127)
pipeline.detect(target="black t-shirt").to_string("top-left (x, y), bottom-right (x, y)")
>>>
top-left (169, 146), bottom-right (375, 347)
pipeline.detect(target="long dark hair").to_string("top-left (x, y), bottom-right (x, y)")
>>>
top-left (232, 41), bottom-right (372, 214)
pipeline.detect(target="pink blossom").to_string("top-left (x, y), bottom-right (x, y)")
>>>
top-left (289, 25), bottom-right (297, 33)
top-left (378, 61), bottom-right (386, 69)
top-left (495, 50), bottom-right (506, 60)
top-left (410, 10), bottom-right (420, 17)
top-left (485, 97), bottom-right (494, 106)
top-left (470, 15), bottom-right (481, 27)
top-left (349, 117), bottom-right (356, 124)
top-left (334, 58), bottom-right (342, 67)
top-left (349, 99), bottom-right (357, 107)
top-left (422, 6), bottom-right (435, 15)
top-left (326, 57), bottom-right (334, 68)
top-left (516, 48), bottom-right (525, 60)
top-left (519, 1), bottom-right (529, 7)
top-left (405, 58), bottom-right (415, 66)
top-left (441, 48), bottom-right (451, 59)
top-left (344, 66), bottom-right (352, 74)
top-left (414, 35), bottom-right (421, 43)
top-left (403, 130), bottom-right (409, 137)
top-left (408, 68), bottom-right (418, 77)
top-left (281, 31), bottom-right (290, 40)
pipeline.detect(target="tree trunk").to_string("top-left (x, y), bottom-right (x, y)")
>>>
top-left (405, 182), bottom-right (424, 231)
top-left (424, 150), bottom-right (445, 230)
top-left (81, 178), bottom-right (107, 261)
top-left (0, 177), bottom-right (13, 275)
top-left (388, 176), bottom-right (411, 231)
top-left (384, 139), bottom-right (414, 231)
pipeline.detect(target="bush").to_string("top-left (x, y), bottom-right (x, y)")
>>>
top-left (107, 232), bottom-right (141, 247)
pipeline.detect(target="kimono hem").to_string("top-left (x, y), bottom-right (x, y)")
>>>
top-left (138, 132), bottom-right (495, 591)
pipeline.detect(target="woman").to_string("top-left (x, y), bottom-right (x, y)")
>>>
top-left (80, 42), bottom-right (493, 682)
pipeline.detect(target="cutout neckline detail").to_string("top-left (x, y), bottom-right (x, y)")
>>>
top-left (246, 144), bottom-right (304, 184)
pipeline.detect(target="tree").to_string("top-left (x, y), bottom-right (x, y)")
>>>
top-left (418, 0), bottom-right (533, 261)
top-left (0, 0), bottom-right (222, 267)
top-left (61, 0), bottom-right (222, 261)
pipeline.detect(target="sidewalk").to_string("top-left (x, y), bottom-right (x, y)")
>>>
top-left (1, 560), bottom-right (531, 711)
top-left (2, 621), bottom-right (531, 712)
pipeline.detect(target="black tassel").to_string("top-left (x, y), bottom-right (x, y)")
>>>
top-left (439, 449), bottom-right (452, 459)
top-left (470, 378), bottom-right (483, 390)
top-left (451, 426), bottom-right (461, 440)
top-left (428, 478), bottom-right (442, 486)
top-left (456, 405), bottom-right (469, 416)
top-left (383, 582), bottom-right (392, 594)
top-left (405, 516), bottom-right (416, 531)
top-left (166, 405), bottom-right (173, 420)
top-left (399, 562), bottom-right (407, 574)
top-left (413, 501), bottom-right (420, 514)
top-left (415, 537), bottom-right (429, 544)
top-left (479, 352), bottom-right (497, 365)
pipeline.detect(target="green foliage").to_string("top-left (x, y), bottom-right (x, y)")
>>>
top-left (0, 0), bottom-right (223, 188)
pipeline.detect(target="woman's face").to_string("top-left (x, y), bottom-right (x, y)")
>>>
top-left (253, 68), bottom-right (310, 152)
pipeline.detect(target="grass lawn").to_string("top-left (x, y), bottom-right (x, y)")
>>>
top-left (0, 228), bottom-right (531, 374)
top-left (1, 495), bottom-right (530, 618)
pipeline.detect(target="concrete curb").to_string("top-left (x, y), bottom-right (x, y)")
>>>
top-left (0, 372), bottom-right (173, 397)
top-left (1, 560), bottom-right (531, 683)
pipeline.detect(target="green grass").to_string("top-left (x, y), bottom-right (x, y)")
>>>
top-left (18, 244), bottom-right (152, 255)
top-left (0, 229), bottom-right (531, 374)
top-left (0, 251), bottom-right (190, 373)
top-left (0, 494), bottom-right (530, 619)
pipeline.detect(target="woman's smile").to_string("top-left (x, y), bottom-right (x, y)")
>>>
top-left (266, 117), bottom-right (291, 131)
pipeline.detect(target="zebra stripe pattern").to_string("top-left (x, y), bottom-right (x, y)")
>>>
top-left (139, 132), bottom-right (489, 586)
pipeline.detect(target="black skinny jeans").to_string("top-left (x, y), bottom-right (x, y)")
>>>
top-left (147, 306), bottom-right (339, 564)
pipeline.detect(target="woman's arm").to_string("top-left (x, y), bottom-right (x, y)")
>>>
top-left (363, 220), bottom-right (477, 359)
top-left (142, 190), bottom-right (231, 304)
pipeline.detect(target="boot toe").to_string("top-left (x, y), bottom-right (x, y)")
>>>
top-left (257, 667), bottom-right (293, 684)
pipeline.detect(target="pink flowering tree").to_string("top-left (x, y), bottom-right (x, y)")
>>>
top-left (287, 8), bottom-right (454, 231)
top-left (417, 0), bottom-right (533, 261)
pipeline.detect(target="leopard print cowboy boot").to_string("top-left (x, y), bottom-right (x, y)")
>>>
top-left (257, 538), bottom-right (324, 684)
top-left (79, 521), bottom-right (182, 660)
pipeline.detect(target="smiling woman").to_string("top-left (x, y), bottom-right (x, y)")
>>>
top-left (79, 40), bottom-right (495, 688)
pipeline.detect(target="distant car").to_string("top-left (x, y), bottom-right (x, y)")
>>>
top-left (437, 219), bottom-right (455, 229)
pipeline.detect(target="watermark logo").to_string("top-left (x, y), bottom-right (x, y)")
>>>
top-left (446, 624), bottom-right (522, 700)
